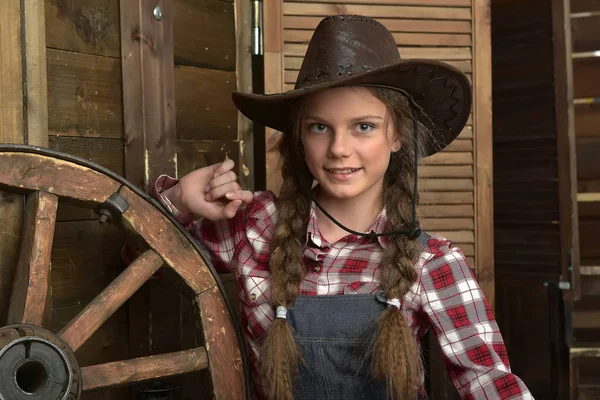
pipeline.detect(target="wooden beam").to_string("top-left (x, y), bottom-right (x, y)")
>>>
top-left (120, 0), bottom-right (177, 190)
top-left (236, 0), bottom-right (254, 190)
top-left (552, 0), bottom-right (581, 302)
top-left (264, 0), bottom-right (284, 194)
top-left (473, 0), bottom-right (494, 310)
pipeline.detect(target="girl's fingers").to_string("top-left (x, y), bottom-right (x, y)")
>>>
top-left (212, 159), bottom-right (235, 178)
top-left (205, 171), bottom-right (238, 192)
top-left (205, 182), bottom-right (240, 201)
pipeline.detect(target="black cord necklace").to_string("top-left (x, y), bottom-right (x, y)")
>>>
top-left (306, 85), bottom-right (423, 240)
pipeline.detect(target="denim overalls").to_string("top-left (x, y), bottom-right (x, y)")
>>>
top-left (285, 232), bottom-right (430, 400)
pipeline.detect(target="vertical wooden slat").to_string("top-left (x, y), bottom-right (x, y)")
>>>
top-left (236, 0), bottom-right (254, 190)
top-left (472, 0), bottom-right (494, 308)
top-left (0, 1), bottom-right (25, 326)
top-left (120, 0), bottom-right (177, 190)
top-left (22, 0), bottom-right (48, 147)
top-left (552, 0), bottom-right (581, 302)
top-left (264, 0), bottom-right (284, 193)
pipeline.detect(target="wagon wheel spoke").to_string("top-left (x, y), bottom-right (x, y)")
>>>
top-left (7, 191), bottom-right (58, 327)
top-left (80, 347), bottom-right (208, 391)
top-left (58, 249), bottom-right (164, 352)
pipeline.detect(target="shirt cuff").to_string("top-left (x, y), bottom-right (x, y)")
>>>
top-left (152, 174), bottom-right (194, 225)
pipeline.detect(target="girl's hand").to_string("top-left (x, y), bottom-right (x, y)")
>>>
top-left (164, 159), bottom-right (253, 221)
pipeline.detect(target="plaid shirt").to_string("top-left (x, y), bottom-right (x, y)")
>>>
top-left (152, 175), bottom-right (533, 400)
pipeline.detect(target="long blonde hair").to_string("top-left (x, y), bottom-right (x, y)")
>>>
top-left (260, 87), bottom-right (429, 400)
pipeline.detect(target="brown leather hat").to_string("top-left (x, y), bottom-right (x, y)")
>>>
top-left (232, 14), bottom-right (472, 156)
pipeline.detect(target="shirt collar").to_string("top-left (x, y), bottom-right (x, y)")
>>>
top-left (305, 202), bottom-right (390, 249)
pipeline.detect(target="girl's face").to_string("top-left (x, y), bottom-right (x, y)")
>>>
top-left (301, 86), bottom-right (400, 203)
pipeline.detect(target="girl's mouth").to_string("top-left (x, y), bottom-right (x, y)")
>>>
top-left (325, 168), bottom-right (362, 180)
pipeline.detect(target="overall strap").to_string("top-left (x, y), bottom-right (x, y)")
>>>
top-left (417, 231), bottom-right (431, 248)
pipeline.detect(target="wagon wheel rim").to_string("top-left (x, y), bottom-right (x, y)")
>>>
top-left (0, 144), bottom-right (251, 399)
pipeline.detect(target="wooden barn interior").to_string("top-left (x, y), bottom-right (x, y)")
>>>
top-left (0, 0), bottom-right (598, 399)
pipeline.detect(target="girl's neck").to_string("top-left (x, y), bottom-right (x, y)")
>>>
top-left (314, 186), bottom-right (383, 244)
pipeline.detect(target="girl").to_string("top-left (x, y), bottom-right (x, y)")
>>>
top-left (153, 15), bottom-right (533, 400)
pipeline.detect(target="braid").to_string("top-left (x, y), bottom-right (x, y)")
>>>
top-left (369, 88), bottom-right (428, 399)
top-left (260, 107), bottom-right (312, 400)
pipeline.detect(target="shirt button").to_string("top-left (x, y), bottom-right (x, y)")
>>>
top-left (250, 293), bottom-right (257, 301)
top-left (313, 265), bottom-right (321, 272)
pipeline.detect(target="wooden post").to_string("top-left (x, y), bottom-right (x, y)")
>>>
top-left (263, 0), bottom-right (284, 194)
top-left (0, 0), bottom-right (48, 325)
top-left (473, 0), bottom-right (495, 310)
top-left (120, 0), bottom-right (178, 190)
top-left (236, 0), bottom-right (255, 190)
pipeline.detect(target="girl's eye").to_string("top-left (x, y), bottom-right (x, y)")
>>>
top-left (309, 123), bottom-right (328, 133)
top-left (357, 123), bottom-right (375, 132)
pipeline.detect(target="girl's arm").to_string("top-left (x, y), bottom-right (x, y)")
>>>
top-left (419, 242), bottom-right (534, 399)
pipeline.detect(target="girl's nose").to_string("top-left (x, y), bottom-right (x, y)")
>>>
top-left (327, 131), bottom-right (352, 158)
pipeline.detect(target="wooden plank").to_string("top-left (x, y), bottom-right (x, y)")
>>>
top-left (235, 0), bottom-right (254, 191)
top-left (287, 0), bottom-right (471, 6)
top-left (572, 15), bottom-right (600, 53)
top-left (120, 0), bottom-right (177, 190)
top-left (577, 138), bottom-right (600, 181)
top-left (45, 0), bottom-right (121, 58)
top-left (473, 0), bottom-right (494, 302)
top-left (0, 151), bottom-right (120, 204)
top-left (420, 218), bottom-right (474, 230)
top-left (284, 29), bottom-right (471, 46)
top-left (437, 230), bottom-right (475, 243)
top-left (23, 0), bottom-right (48, 147)
top-left (420, 191), bottom-right (473, 204)
top-left (47, 49), bottom-right (123, 139)
top-left (283, 43), bottom-right (472, 59)
top-left (176, 139), bottom-right (241, 178)
top-left (419, 165), bottom-right (473, 178)
top-left (444, 138), bottom-right (473, 152)
top-left (419, 178), bottom-right (473, 191)
top-left (571, 0), bottom-right (600, 13)
top-left (422, 151), bottom-right (473, 165)
top-left (575, 103), bottom-right (600, 137)
top-left (419, 204), bottom-right (474, 217)
top-left (49, 136), bottom-right (124, 176)
top-left (283, 15), bottom-right (472, 33)
top-left (573, 311), bottom-right (600, 329)
top-left (264, 0), bottom-right (285, 194)
top-left (51, 220), bottom-right (126, 308)
top-left (174, 66), bottom-right (238, 142)
top-left (0, 1), bottom-right (24, 143)
top-left (119, 186), bottom-right (216, 295)
top-left (59, 250), bottom-right (164, 352)
top-left (173, 0), bottom-right (236, 71)
top-left (196, 287), bottom-right (245, 399)
top-left (81, 347), bottom-right (209, 390)
top-left (7, 192), bottom-right (58, 327)
top-left (573, 58), bottom-right (600, 99)
top-left (0, 192), bottom-right (24, 326)
top-left (283, 3), bottom-right (472, 20)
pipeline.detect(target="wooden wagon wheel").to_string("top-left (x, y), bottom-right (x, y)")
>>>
top-left (0, 145), bottom-right (250, 400)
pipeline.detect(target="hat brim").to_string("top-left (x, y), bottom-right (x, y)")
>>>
top-left (232, 59), bottom-right (472, 157)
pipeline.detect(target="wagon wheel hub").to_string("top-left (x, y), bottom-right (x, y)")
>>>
top-left (0, 325), bottom-right (80, 400)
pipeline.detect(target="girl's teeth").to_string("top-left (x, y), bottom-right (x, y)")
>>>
top-left (329, 169), bottom-right (356, 174)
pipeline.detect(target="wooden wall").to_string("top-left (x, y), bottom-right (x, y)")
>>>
top-left (262, 1), bottom-right (492, 398)
top-left (570, 0), bottom-right (600, 397)
top-left (42, 0), bottom-right (248, 398)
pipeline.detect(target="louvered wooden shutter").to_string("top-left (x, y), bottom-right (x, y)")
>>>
top-left (263, 0), bottom-right (492, 302)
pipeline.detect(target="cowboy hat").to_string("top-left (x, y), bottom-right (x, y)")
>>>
top-left (232, 14), bottom-right (472, 157)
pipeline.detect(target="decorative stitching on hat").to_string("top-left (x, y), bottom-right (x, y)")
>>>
top-left (316, 66), bottom-right (330, 79)
top-left (338, 64), bottom-right (351, 76)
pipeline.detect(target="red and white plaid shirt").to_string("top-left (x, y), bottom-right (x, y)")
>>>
top-left (152, 175), bottom-right (533, 400)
